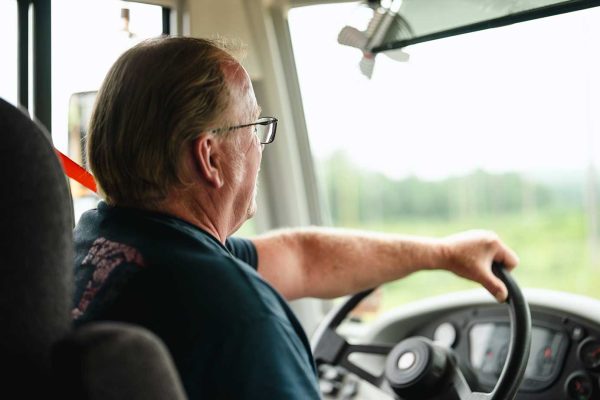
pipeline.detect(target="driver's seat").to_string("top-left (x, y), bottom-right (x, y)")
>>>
top-left (0, 98), bottom-right (187, 399)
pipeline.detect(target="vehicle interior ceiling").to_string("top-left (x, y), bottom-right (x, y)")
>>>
top-left (2, 0), bottom-right (600, 399)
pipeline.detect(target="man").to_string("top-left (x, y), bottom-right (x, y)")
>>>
top-left (72, 37), bottom-right (518, 399)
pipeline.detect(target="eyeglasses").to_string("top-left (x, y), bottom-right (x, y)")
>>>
top-left (210, 117), bottom-right (278, 144)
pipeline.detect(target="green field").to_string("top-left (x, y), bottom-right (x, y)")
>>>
top-left (348, 209), bottom-right (600, 311)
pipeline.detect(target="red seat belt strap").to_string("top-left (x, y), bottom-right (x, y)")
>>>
top-left (55, 149), bottom-right (97, 193)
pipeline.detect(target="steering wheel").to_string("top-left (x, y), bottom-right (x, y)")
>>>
top-left (312, 262), bottom-right (532, 400)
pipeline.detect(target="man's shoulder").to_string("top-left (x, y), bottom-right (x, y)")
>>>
top-left (75, 204), bottom-right (211, 256)
top-left (74, 203), bottom-right (238, 277)
top-left (73, 233), bottom-right (283, 325)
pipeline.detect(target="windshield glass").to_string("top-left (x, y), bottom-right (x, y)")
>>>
top-left (288, 3), bottom-right (600, 313)
top-left (372, 0), bottom-right (575, 49)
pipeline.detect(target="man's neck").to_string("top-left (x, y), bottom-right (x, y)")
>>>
top-left (155, 192), bottom-right (231, 244)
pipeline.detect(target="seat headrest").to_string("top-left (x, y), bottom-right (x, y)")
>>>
top-left (0, 98), bottom-right (74, 391)
top-left (54, 322), bottom-right (188, 400)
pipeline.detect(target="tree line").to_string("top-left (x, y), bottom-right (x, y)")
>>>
top-left (320, 151), bottom-right (586, 226)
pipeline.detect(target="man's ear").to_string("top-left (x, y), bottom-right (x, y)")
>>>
top-left (191, 135), bottom-right (224, 188)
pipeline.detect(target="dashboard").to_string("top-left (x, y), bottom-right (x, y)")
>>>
top-left (314, 289), bottom-right (600, 400)
top-left (421, 306), bottom-right (599, 399)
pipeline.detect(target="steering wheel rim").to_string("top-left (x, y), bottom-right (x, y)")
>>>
top-left (312, 262), bottom-right (532, 400)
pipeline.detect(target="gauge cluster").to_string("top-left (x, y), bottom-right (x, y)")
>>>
top-left (468, 323), bottom-right (568, 391)
top-left (419, 306), bottom-right (600, 399)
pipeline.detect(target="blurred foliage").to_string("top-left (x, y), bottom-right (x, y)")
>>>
top-left (322, 151), bottom-right (583, 224)
top-left (319, 151), bottom-right (600, 308)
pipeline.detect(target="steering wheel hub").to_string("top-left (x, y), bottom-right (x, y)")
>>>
top-left (385, 337), bottom-right (452, 398)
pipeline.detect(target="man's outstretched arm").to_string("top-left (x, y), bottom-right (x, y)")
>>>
top-left (252, 228), bottom-right (519, 302)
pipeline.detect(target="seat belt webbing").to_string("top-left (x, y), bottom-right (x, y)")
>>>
top-left (55, 149), bottom-right (97, 193)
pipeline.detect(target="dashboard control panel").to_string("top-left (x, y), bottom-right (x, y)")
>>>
top-left (418, 306), bottom-right (600, 399)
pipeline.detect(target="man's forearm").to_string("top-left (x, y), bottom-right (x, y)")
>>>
top-left (253, 228), bottom-right (518, 302)
top-left (253, 228), bottom-right (446, 300)
top-left (295, 228), bottom-right (446, 298)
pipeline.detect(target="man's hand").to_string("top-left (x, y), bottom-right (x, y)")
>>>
top-left (440, 230), bottom-right (520, 302)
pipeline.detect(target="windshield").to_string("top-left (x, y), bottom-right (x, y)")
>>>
top-left (288, 2), bottom-right (600, 312)
top-left (370, 0), bottom-right (572, 49)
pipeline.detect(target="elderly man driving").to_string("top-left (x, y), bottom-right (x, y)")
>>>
top-left (72, 37), bottom-right (519, 399)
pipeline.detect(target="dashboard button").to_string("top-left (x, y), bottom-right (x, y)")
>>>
top-left (319, 379), bottom-right (340, 396)
top-left (571, 326), bottom-right (586, 342)
top-left (433, 322), bottom-right (457, 348)
top-left (565, 372), bottom-right (593, 400)
top-left (339, 379), bottom-right (359, 398)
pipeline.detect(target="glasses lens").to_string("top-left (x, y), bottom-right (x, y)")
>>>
top-left (256, 118), bottom-right (277, 144)
top-left (256, 125), bottom-right (267, 143)
top-left (268, 120), bottom-right (277, 143)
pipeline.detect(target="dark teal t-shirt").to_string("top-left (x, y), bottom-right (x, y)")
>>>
top-left (72, 202), bottom-right (320, 399)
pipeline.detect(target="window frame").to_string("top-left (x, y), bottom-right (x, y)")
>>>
top-left (15, 0), bottom-right (178, 134)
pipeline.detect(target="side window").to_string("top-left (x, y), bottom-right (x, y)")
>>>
top-left (0, 0), bottom-right (18, 106)
top-left (51, 1), bottom-right (163, 222)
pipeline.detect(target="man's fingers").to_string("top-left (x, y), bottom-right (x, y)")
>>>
top-left (444, 230), bottom-right (519, 302)
top-left (494, 243), bottom-right (520, 271)
top-left (483, 271), bottom-right (509, 303)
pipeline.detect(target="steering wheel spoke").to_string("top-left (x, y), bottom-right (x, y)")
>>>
top-left (341, 342), bottom-right (394, 386)
top-left (449, 352), bottom-right (491, 400)
top-left (314, 327), bottom-right (393, 387)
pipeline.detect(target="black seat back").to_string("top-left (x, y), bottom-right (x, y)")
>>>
top-left (0, 98), bottom-right (186, 399)
top-left (0, 98), bottom-right (73, 396)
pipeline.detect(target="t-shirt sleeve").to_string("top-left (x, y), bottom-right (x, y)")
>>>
top-left (225, 237), bottom-right (258, 270)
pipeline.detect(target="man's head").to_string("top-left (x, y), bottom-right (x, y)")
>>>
top-left (87, 37), bottom-right (264, 235)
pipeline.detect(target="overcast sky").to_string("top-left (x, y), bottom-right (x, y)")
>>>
top-left (289, 3), bottom-right (600, 180)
